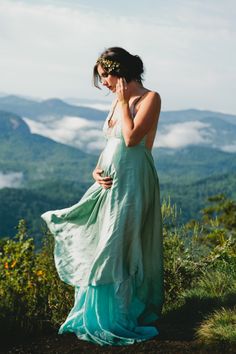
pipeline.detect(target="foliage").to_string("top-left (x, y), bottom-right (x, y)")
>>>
top-left (0, 194), bottom-right (235, 349)
top-left (34, 228), bottom-right (74, 326)
top-left (196, 307), bottom-right (236, 346)
top-left (162, 198), bottom-right (207, 311)
top-left (162, 196), bottom-right (236, 330)
top-left (0, 219), bottom-right (73, 335)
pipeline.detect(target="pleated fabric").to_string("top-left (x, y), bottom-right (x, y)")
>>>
top-left (41, 99), bottom-right (164, 346)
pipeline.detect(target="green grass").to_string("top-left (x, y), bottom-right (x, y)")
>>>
top-left (196, 307), bottom-right (236, 346)
top-left (185, 269), bottom-right (236, 300)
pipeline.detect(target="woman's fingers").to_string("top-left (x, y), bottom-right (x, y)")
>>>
top-left (119, 77), bottom-right (127, 89)
top-left (93, 169), bottom-right (113, 188)
top-left (103, 178), bottom-right (113, 188)
top-left (119, 78), bottom-right (124, 92)
top-left (96, 175), bottom-right (113, 189)
top-left (116, 78), bottom-right (128, 103)
top-left (101, 177), bottom-right (113, 186)
top-left (102, 176), bottom-right (112, 181)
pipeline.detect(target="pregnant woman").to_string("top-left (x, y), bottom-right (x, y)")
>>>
top-left (41, 46), bottom-right (164, 346)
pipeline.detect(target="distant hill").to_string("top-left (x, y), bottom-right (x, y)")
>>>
top-left (0, 96), bottom-right (235, 244)
top-left (1, 95), bottom-right (236, 154)
top-left (0, 95), bottom-right (107, 120)
top-left (0, 180), bottom-right (90, 247)
top-left (0, 110), bottom-right (97, 187)
top-left (160, 109), bottom-right (236, 125)
top-left (160, 172), bottom-right (236, 222)
top-left (0, 110), bottom-right (98, 244)
top-left (0, 109), bottom-right (31, 136)
top-left (1, 170), bottom-right (235, 245)
top-left (154, 146), bottom-right (236, 183)
top-left (1, 95), bottom-right (236, 126)
top-left (1, 108), bottom-right (234, 190)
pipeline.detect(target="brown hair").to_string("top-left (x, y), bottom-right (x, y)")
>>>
top-left (93, 47), bottom-right (144, 89)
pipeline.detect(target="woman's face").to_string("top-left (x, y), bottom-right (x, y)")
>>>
top-left (97, 64), bottom-right (118, 93)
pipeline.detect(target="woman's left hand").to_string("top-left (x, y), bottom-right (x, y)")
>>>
top-left (116, 78), bottom-right (130, 103)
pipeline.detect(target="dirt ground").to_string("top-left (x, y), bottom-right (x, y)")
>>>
top-left (2, 324), bottom-right (234, 354)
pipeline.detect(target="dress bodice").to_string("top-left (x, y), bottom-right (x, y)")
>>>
top-left (102, 97), bottom-right (148, 147)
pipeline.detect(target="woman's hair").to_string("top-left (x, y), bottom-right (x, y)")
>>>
top-left (93, 47), bottom-right (144, 89)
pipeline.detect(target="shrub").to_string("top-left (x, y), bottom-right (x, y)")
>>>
top-left (0, 219), bottom-right (73, 336)
top-left (196, 307), bottom-right (236, 346)
top-left (162, 199), bottom-right (205, 311)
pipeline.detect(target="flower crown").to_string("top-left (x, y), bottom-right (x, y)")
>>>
top-left (96, 57), bottom-right (120, 73)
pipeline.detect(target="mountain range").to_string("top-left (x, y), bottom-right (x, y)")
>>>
top-left (0, 95), bottom-right (235, 246)
top-left (1, 95), bottom-right (235, 154)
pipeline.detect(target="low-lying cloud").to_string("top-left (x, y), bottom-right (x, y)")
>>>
top-left (0, 171), bottom-right (24, 189)
top-left (155, 121), bottom-right (213, 149)
top-left (23, 116), bottom-right (106, 153)
top-left (23, 116), bottom-right (217, 153)
top-left (221, 144), bottom-right (236, 153)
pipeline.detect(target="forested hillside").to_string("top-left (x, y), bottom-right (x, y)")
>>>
top-left (0, 100), bottom-right (235, 245)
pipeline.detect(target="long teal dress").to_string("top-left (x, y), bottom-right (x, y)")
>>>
top-left (41, 95), bottom-right (164, 346)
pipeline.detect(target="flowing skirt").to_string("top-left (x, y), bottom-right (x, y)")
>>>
top-left (41, 137), bottom-right (164, 346)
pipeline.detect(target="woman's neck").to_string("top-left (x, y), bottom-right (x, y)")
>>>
top-left (126, 80), bottom-right (149, 98)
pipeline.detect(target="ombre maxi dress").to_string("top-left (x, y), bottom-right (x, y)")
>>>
top-left (41, 94), bottom-right (164, 346)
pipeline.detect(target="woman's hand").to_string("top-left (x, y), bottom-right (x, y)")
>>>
top-left (92, 168), bottom-right (113, 189)
top-left (116, 77), bottom-right (130, 104)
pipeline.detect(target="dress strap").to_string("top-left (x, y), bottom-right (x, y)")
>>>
top-left (130, 91), bottom-right (150, 118)
top-left (107, 99), bottom-right (119, 127)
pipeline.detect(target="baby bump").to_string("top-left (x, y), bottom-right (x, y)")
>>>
top-left (98, 138), bottom-right (125, 177)
top-left (97, 137), bottom-right (155, 186)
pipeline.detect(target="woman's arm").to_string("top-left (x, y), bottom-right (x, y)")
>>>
top-left (117, 78), bottom-right (161, 147)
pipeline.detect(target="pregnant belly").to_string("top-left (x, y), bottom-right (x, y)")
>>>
top-left (98, 138), bottom-right (124, 177)
top-left (98, 137), bottom-right (150, 181)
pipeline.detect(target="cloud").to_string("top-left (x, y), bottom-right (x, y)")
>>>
top-left (156, 121), bottom-right (213, 149)
top-left (23, 116), bottom-right (106, 153)
top-left (0, 0), bottom-right (235, 113)
top-left (221, 144), bottom-right (236, 153)
top-left (0, 171), bottom-right (24, 189)
top-left (24, 113), bottom-right (217, 153)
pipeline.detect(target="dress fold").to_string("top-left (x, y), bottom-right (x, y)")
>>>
top-left (41, 101), bottom-right (164, 345)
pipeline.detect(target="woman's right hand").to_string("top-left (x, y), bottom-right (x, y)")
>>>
top-left (92, 168), bottom-right (113, 189)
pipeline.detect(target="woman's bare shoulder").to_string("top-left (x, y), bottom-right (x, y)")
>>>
top-left (145, 90), bottom-right (161, 101)
top-left (140, 90), bottom-right (161, 109)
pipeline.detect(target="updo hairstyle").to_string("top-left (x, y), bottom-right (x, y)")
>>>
top-left (93, 47), bottom-right (144, 88)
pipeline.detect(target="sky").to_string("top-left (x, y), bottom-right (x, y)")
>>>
top-left (0, 0), bottom-right (236, 113)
